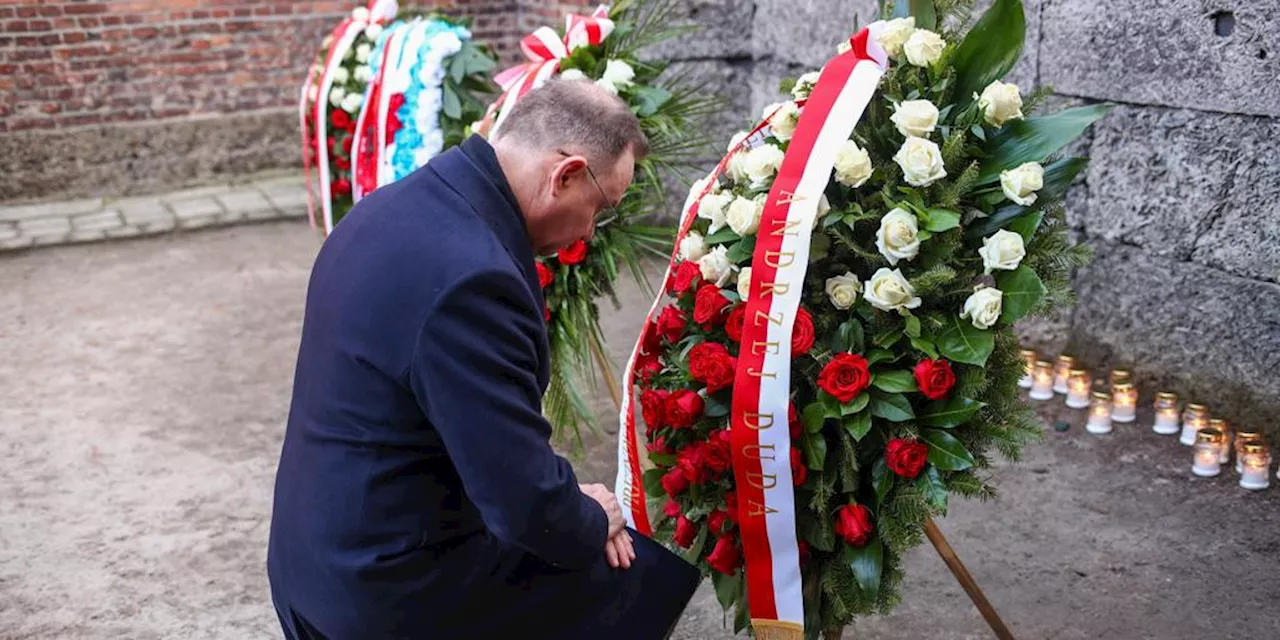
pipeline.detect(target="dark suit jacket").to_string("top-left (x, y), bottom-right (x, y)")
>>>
top-left (267, 136), bottom-right (627, 638)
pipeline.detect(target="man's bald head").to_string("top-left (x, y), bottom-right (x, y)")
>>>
top-left (492, 78), bottom-right (648, 166)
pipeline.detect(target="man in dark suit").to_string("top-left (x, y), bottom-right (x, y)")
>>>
top-left (266, 79), bottom-right (699, 639)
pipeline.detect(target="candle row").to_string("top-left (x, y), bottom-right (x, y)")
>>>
top-left (1019, 350), bottom-right (1272, 491)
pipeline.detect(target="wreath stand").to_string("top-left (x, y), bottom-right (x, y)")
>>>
top-left (587, 341), bottom-right (1015, 640)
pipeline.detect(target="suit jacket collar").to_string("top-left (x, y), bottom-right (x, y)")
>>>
top-left (430, 136), bottom-right (545, 311)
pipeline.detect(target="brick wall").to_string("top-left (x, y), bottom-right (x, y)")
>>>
top-left (0, 0), bottom-right (599, 202)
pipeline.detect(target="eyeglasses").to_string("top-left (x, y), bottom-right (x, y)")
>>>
top-left (558, 150), bottom-right (620, 228)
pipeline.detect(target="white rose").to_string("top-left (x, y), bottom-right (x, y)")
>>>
top-left (876, 208), bottom-right (921, 266)
top-left (890, 99), bottom-right (939, 138)
top-left (355, 43), bottom-right (372, 64)
top-left (764, 101), bottom-right (801, 142)
top-left (726, 195), bottom-right (764, 236)
top-left (863, 268), bottom-right (922, 313)
top-left (341, 92), bottom-right (363, 114)
top-left (961, 286), bottom-right (1004, 329)
top-left (683, 174), bottom-right (716, 213)
top-left (903, 29), bottom-right (945, 67)
top-left (825, 272), bottom-right (862, 310)
top-left (364, 23), bottom-right (383, 41)
top-left (351, 7), bottom-right (371, 22)
top-left (726, 152), bottom-right (751, 186)
top-left (559, 68), bottom-right (587, 82)
top-left (815, 193), bottom-right (830, 228)
top-left (893, 137), bottom-right (947, 187)
top-left (601, 59), bottom-right (635, 90)
top-left (744, 144), bottom-right (785, 187)
top-left (595, 78), bottom-right (618, 95)
top-left (833, 140), bottom-right (873, 189)
top-left (1000, 162), bottom-right (1044, 206)
top-left (792, 71), bottom-right (821, 101)
top-left (329, 86), bottom-right (346, 107)
top-left (355, 65), bottom-right (373, 83)
top-left (737, 267), bottom-right (753, 300)
top-left (876, 17), bottom-right (915, 59)
top-left (698, 246), bottom-right (735, 286)
top-left (978, 80), bottom-right (1024, 127)
top-left (978, 229), bottom-right (1027, 275)
top-left (728, 131), bottom-right (749, 153)
top-left (332, 66), bottom-right (350, 84)
top-left (679, 231), bottom-right (707, 262)
top-left (697, 192), bottom-right (731, 234)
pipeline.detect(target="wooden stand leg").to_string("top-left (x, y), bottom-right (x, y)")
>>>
top-left (589, 346), bottom-right (1012, 640)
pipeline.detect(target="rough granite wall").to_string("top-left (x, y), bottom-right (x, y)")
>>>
top-left (648, 0), bottom-right (1280, 429)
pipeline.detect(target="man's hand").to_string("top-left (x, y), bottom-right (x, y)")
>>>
top-left (604, 530), bottom-right (636, 569)
top-left (580, 483), bottom-right (625, 538)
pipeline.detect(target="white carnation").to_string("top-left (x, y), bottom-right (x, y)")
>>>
top-left (890, 99), bottom-right (939, 138)
top-left (903, 29), bottom-right (945, 67)
top-left (978, 229), bottom-right (1027, 275)
top-left (825, 272), bottom-right (862, 310)
top-left (875, 208), bottom-right (921, 266)
top-left (833, 140), bottom-right (873, 189)
top-left (876, 17), bottom-right (915, 59)
top-left (961, 286), bottom-right (1004, 329)
top-left (354, 65), bottom-right (373, 83)
top-left (1000, 162), bottom-right (1044, 206)
top-left (332, 66), bottom-right (350, 85)
top-left (978, 80), bottom-right (1024, 127)
top-left (744, 144), bottom-right (785, 187)
top-left (697, 192), bottom-right (731, 234)
top-left (863, 268), bottom-right (922, 314)
top-left (726, 195), bottom-right (764, 236)
top-left (698, 246), bottom-right (735, 287)
top-left (341, 92), bottom-right (363, 114)
top-left (364, 23), bottom-right (383, 41)
top-left (893, 136), bottom-right (947, 187)
top-left (329, 86), bottom-right (346, 107)
top-left (355, 43), bottom-right (372, 64)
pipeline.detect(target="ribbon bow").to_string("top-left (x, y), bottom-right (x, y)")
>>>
top-left (483, 4), bottom-right (614, 136)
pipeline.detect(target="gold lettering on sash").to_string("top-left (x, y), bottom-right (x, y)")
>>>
top-left (743, 412), bottom-right (776, 430)
top-left (742, 444), bottom-right (777, 462)
top-left (765, 250), bottom-right (795, 268)
top-left (775, 190), bottom-right (805, 206)
top-left (760, 280), bottom-right (790, 296)
top-left (750, 340), bottom-right (780, 356)
top-left (748, 499), bottom-right (779, 517)
top-left (747, 472), bottom-right (778, 491)
top-left (754, 309), bottom-right (785, 327)
top-left (747, 367), bottom-right (777, 380)
top-left (769, 217), bottom-right (804, 238)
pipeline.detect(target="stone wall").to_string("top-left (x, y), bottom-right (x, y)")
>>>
top-left (648, 0), bottom-right (1280, 428)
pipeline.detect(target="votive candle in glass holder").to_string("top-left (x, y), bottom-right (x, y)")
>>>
top-left (1029, 360), bottom-right (1055, 401)
top-left (1179, 403), bottom-right (1210, 446)
top-left (1066, 369), bottom-right (1092, 409)
top-left (1209, 418), bottom-right (1232, 465)
top-left (1053, 355), bottom-right (1076, 394)
top-left (1152, 391), bottom-right (1181, 435)
top-left (1192, 428), bottom-right (1225, 477)
top-left (1235, 429), bottom-right (1264, 474)
top-left (1086, 391), bottom-right (1113, 434)
top-left (1239, 443), bottom-right (1271, 491)
top-left (1109, 368), bottom-right (1132, 390)
top-left (1111, 382), bottom-right (1137, 423)
top-left (1018, 349), bottom-right (1037, 389)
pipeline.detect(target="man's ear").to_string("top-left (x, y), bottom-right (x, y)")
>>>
top-left (550, 154), bottom-right (588, 195)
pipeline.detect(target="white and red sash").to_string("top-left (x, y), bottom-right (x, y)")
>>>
top-left (616, 23), bottom-right (888, 638)
top-left (482, 4), bottom-right (613, 137)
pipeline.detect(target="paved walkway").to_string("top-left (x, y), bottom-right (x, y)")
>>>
top-left (0, 173), bottom-right (311, 252)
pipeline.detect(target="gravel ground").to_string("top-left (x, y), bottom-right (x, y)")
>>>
top-left (2, 221), bottom-right (1278, 639)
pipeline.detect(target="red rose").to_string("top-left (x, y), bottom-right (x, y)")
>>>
top-left (705, 429), bottom-right (733, 475)
top-left (669, 260), bottom-right (703, 297)
top-left (674, 514), bottom-right (697, 548)
top-left (641, 323), bottom-right (663, 357)
top-left (834, 503), bottom-right (875, 548)
top-left (536, 261), bottom-right (554, 288)
top-left (331, 177), bottom-right (351, 197)
top-left (693, 283), bottom-right (731, 329)
top-left (327, 135), bottom-right (336, 152)
top-left (557, 239), bottom-right (588, 265)
top-left (664, 389), bottom-right (704, 429)
top-left (656, 306), bottom-right (687, 344)
top-left (708, 509), bottom-right (731, 536)
top-left (330, 109), bottom-right (351, 130)
top-left (818, 353), bottom-right (871, 403)
top-left (791, 307), bottom-right (815, 356)
top-left (333, 155), bottom-right (351, 171)
top-left (647, 436), bottom-right (671, 456)
top-left (661, 468), bottom-right (688, 496)
top-left (342, 135), bottom-right (353, 154)
top-left (688, 342), bottom-right (736, 394)
top-left (791, 447), bottom-right (807, 486)
top-left (914, 358), bottom-right (957, 400)
top-left (640, 389), bottom-right (669, 431)
top-left (707, 535), bottom-right (743, 575)
top-left (677, 442), bottom-right (707, 485)
top-left (724, 305), bottom-right (746, 342)
top-left (724, 491), bottom-right (739, 523)
top-left (663, 499), bottom-right (681, 519)
top-left (886, 438), bottom-right (929, 479)
top-left (636, 355), bottom-right (662, 384)
top-left (788, 403), bottom-right (802, 440)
